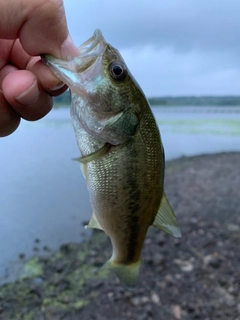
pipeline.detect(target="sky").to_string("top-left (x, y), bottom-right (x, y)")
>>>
top-left (63, 0), bottom-right (240, 97)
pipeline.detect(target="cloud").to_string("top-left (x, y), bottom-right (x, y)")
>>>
top-left (121, 47), bottom-right (240, 96)
top-left (63, 0), bottom-right (240, 95)
top-left (64, 0), bottom-right (240, 52)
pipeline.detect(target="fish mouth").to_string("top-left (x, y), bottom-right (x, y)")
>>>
top-left (78, 29), bottom-right (106, 57)
top-left (41, 29), bottom-right (107, 94)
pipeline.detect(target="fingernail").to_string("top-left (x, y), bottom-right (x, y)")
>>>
top-left (50, 81), bottom-right (65, 91)
top-left (60, 34), bottom-right (79, 60)
top-left (15, 80), bottom-right (39, 105)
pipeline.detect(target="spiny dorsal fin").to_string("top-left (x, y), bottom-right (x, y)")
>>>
top-left (85, 213), bottom-right (103, 230)
top-left (152, 193), bottom-right (181, 238)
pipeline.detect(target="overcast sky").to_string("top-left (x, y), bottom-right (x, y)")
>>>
top-left (63, 0), bottom-right (240, 97)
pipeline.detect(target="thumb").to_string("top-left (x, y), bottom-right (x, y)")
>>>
top-left (0, 0), bottom-right (78, 59)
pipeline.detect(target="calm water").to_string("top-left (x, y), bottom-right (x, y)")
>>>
top-left (1, 106), bottom-right (240, 283)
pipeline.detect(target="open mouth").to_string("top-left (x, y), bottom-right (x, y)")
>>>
top-left (78, 29), bottom-right (106, 57)
top-left (41, 30), bottom-right (107, 90)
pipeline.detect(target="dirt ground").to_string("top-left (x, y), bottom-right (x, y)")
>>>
top-left (0, 152), bottom-right (240, 320)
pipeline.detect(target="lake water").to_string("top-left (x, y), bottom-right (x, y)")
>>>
top-left (1, 106), bottom-right (240, 283)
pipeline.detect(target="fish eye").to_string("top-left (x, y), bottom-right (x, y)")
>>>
top-left (109, 61), bottom-right (127, 81)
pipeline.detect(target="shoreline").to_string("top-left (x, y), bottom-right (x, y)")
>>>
top-left (1, 151), bottom-right (240, 320)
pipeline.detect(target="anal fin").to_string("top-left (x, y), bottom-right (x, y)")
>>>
top-left (152, 193), bottom-right (181, 238)
top-left (85, 213), bottom-right (103, 230)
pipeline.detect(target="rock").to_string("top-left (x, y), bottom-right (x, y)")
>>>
top-left (42, 245), bottom-right (51, 252)
top-left (203, 253), bottom-right (222, 268)
top-left (18, 253), bottom-right (25, 259)
top-left (141, 296), bottom-right (150, 304)
top-left (227, 224), bottom-right (240, 232)
top-left (173, 259), bottom-right (194, 272)
top-left (151, 292), bottom-right (160, 305)
top-left (131, 297), bottom-right (141, 306)
top-left (31, 277), bottom-right (44, 286)
top-left (172, 305), bottom-right (182, 319)
top-left (107, 292), bottom-right (113, 299)
top-left (165, 274), bottom-right (174, 283)
top-left (237, 303), bottom-right (240, 314)
top-left (216, 286), bottom-right (235, 306)
top-left (1, 153), bottom-right (240, 320)
top-left (152, 253), bottom-right (164, 265)
top-left (154, 233), bottom-right (166, 245)
top-left (131, 296), bottom-right (150, 306)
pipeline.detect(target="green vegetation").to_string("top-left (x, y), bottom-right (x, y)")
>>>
top-left (0, 231), bottom-right (110, 320)
top-left (53, 92), bottom-right (240, 108)
top-left (158, 119), bottom-right (240, 136)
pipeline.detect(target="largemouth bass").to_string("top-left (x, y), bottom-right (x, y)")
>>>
top-left (42, 30), bottom-right (181, 287)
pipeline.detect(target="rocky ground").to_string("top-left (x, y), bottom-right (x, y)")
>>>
top-left (0, 152), bottom-right (240, 320)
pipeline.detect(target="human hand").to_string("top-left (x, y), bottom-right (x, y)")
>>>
top-left (0, 0), bottom-right (78, 137)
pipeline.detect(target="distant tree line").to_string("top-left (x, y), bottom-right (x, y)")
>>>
top-left (53, 91), bottom-right (240, 108)
top-left (148, 96), bottom-right (240, 106)
top-left (53, 90), bottom-right (71, 108)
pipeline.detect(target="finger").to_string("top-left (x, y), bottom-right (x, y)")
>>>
top-left (0, 39), bottom-right (14, 69)
top-left (27, 58), bottom-right (68, 94)
top-left (0, 91), bottom-right (20, 137)
top-left (0, 0), bottom-right (78, 59)
top-left (2, 70), bottom-right (53, 121)
top-left (7, 40), bottom-right (67, 92)
top-left (0, 64), bottom-right (18, 85)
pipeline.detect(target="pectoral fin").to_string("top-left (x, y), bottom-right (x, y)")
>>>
top-left (85, 214), bottom-right (103, 230)
top-left (73, 143), bottom-right (111, 164)
top-left (152, 193), bottom-right (181, 238)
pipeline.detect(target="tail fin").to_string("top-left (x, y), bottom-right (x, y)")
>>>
top-left (104, 259), bottom-right (141, 288)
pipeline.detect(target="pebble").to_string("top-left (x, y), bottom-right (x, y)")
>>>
top-left (107, 292), bottom-right (113, 299)
top-left (203, 253), bottom-right (222, 268)
top-left (227, 224), bottom-right (240, 232)
top-left (18, 253), bottom-right (25, 259)
top-left (216, 286), bottom-right (235, 306)
top-left (172, 305), bottom-right (182, 319)
top-left (131, 296), bottom-right (150, 306)
top-left (2, 153), bottom-right (240, 320)
top-left (165, 274), bottom-right (174, 283)
top-left (31, 277), bottom-right (44, 286)
top-left (173, 259), bottom-right (194, 272)
top-left (154, 234), bottom-right (166, 245)
top-left (42, 245), bottom-right (51, 252)
top-left (237, 303), bottom-right (240, 314)
top-left (151, 292), bottom-right (160, 305)
top-left (152, 253), bottom-right (164, 265)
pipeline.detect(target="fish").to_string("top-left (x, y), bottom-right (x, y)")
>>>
top-left (42, 29), bottom-right (181, 287)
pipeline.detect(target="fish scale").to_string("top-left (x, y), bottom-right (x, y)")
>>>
top-left (42, 29), bottom-right (181, 287)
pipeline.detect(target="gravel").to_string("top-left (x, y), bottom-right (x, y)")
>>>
top-left (0, 152), bottom-right (240, 320)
